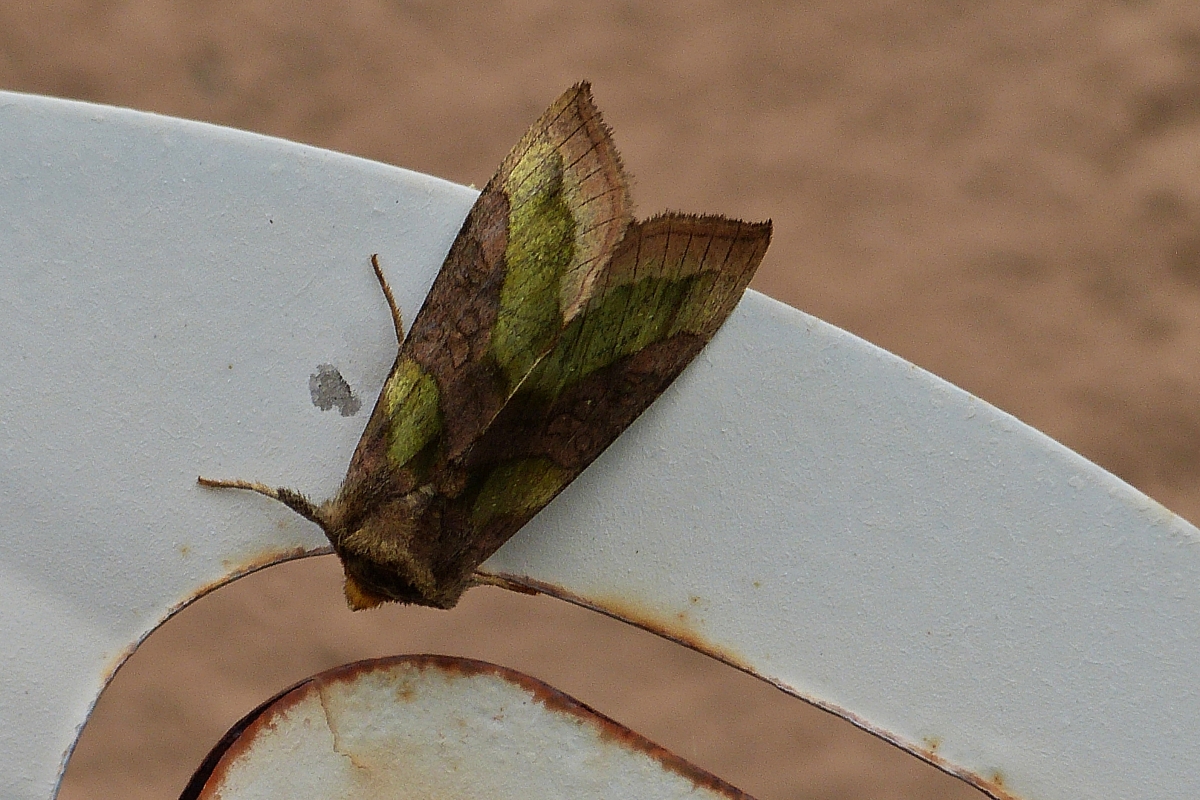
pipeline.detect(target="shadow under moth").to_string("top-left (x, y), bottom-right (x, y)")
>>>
top-left (200, 82), bottom-right (771, 610)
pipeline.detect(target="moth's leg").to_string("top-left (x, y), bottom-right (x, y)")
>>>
top-left (197, 476), bottom-right (325, 527)
top-left (370, 254), bottom-right (405, 346)
top-left (471, 571), bottom-right (540, 595)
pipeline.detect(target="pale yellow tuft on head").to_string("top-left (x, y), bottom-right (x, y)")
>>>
top-left (343, 576), bottom-right (388, 610)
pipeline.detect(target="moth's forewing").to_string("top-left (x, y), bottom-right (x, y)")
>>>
top-left (328, 83), bottom-right (638, 607)
top-left (388, 83), bottom-right (634, 461)
top-left (447, 215), bottom-right (773, 573)
top-left (343, 84), bottom-right (633, 488)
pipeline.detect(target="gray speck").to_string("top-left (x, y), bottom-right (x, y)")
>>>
top-left (309, 364), bottom-right (361, 417)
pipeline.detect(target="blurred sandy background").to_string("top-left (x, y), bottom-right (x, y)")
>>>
top-left (5, 2), bottom-right (1200, 799)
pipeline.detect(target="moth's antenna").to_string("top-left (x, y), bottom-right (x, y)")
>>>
top-left (370, 254), bottom-right (405, 346)
top-left (198, 476), bottom-right (326, 529)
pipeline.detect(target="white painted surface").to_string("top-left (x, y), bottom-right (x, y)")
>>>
top-left (190, 656), bottom-right (747, 800)
top-left (0, 90), bottom-right (474, 799)
top-left (1, 89), bottom-right (1197, 800)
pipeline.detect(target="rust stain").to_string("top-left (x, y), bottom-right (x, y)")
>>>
top-left (98, 546), bottom-right (331, 800)
top-left (56, 632), bottom-right (150, 792)
top-left (393, 677), bottom-right (417, 703)
top-left (98, 639), bottom-right (141, 690)
top-left (104, 545), bottom-right (328, 687)
top-left (180, 676), bottom-right (317, 800)
top-left (480, 571), bottom-right (1028, 800)
top-left (80, 545), bottom-right (331, 793)
top-left (479, 571), bottom-right (757, 675)
top-left (216, 545), bottom-right (318, 584)
top-left (903, 739), bottom-right (1020, 800)
top-left (71, 545), bottom-right (329, 800)
top-left (183, 654), bottom-right (757, 800)
top-left (188, 544), bottom-right (327, 616)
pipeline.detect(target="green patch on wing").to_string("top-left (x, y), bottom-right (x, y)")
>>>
top-left (521, 273), bottom-right (697, 399)
top-left (667, 269), bottom-right (726, 337)
top-left (383, 357), bottom-right (442, 468)
top-left (513, 216), bottom-right (766, 401)
top-left (471, 457), bottom-right (570, 527)
top-left (490, 142), bottom-right (577, 390)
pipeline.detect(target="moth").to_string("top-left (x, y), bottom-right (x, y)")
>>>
top-left (200, 83), bottom-right (771, 610)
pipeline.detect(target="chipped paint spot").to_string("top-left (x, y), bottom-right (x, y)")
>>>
top-left (309, 363), bottom-right (362, 416)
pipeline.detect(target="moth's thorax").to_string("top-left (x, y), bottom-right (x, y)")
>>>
top-left (318, 484), bottom-right (463, 609)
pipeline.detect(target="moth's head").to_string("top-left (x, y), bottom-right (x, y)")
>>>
top-left (342, 573), bottom-right (392, 610)
top-left (318, 491), bottom-right (463, 610)
top-left (197, 478), bottom-right (461, 608)
top-left (337, 550), bottom-right (458, 610)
